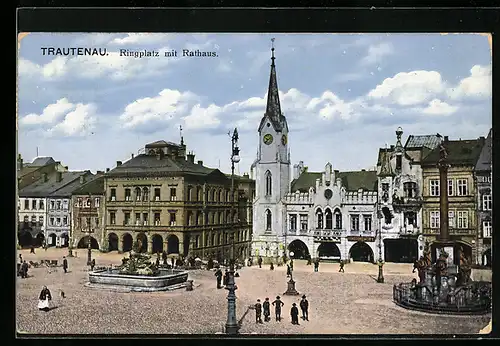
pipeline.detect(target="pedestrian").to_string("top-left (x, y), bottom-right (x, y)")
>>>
top-left (258, 256), bottom-right (263, 268)
top-left (314, 259), bottom-right (319, 272)
top-left (263, 297), bottom-right (271, 322)
top-left (19, 254), bottom-right (23, 264)
top-left (215, 267), bottom-right (223, 289)
top-left (270, 262), bottom-right (274, 270)
top-left (272, 295), bottom-right (285, 322)
top-left (255, 299), bottom-right (263, 323)
top-left (90, 259), bottom-right (95, 271)
top-left (37, 286), bottom-right (52, 312)
top-left (155, 256), bottom-right (160, 267)
top-left (30, 245), bottom-right (35, 254)
top-left (286, 264), bottom-right (292, 277)
top-left (62, 256), bottom-right (68, 274)
top-left (21, 260), bottom-right (29, 279)
top-left (339, 260), bottom-right (345, 273)
top-left (223, 268), bottom-right (229, 286)
top-left (307, 255), bottom-right (312, 265)
top-left (300, 295), bottom-right (309, 321)
top-left (290, 303), bottom-right (299, 325)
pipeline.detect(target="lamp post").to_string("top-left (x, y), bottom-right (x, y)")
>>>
top-left (225, 128), bottom-right (240, 335)
top-left (87, 192), bottom-right (93, 266)
top-left (377, 203), bottom-right (384, 283)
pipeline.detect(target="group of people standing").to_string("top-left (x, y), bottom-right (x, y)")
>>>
top-left (254, 295), bottom-right (310, 325)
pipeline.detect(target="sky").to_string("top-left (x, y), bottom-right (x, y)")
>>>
top-left (17, 33), bottom-right (492, 175)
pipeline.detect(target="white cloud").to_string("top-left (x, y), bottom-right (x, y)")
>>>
top-left (48, 104), bottom-right (97, 137)
top-left (368, 70), bottom-right (446, 106)
top-left (447, 64), bottom-right (491, 100)
top-left (110, 33), bottom-right (171, 45)
top-left (360, 42), bottom-right (394, 66)
top-left (422, 99), bottom-right (458, 116)
top-left (21, 98), bottom-right (74, 125)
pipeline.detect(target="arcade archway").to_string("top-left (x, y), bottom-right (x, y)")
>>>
top-left (48, 233), bottom-right (57, 247)
top-left (60, 233), bottom-right (69, 247)
top-left (136, 233), bottom-right (148, 253)
top-left (288, 239), bottom-right (310, 259)
top-left (34, 233), bottom-right (44, 247)
top-left (108, 233), bottom-right (119, 251)
top-left (167, 234), bottom-right (180, 254)
top-left (349, 242), bottom-right (374, 262)
top-left (18, 231), bottom-right (33, 248)
top-left (77, 236), bottom-right (99, 249)
top-left (384, 238), bottom-right (418, 263)
top-left (317, 242), bottom-right (341, 259)
top-left (152, 234), bottom-right (164, 254)
top-left (122, 233), bottom-right (133, 252)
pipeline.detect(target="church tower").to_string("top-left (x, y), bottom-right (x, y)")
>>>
top-left (252, 40), bottom-right (290, 261)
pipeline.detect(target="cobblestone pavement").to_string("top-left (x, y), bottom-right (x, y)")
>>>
top-left (16, 249), bottom-right (491, 335)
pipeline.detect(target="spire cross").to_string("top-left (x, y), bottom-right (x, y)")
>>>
top-left (271, 38), bottom-right (275, 63)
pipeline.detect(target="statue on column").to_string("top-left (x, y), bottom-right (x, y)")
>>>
top-left (438, 140), bottom-right (448, 165)
top-left (413, 241), bottom-right (432, 283)
top-left (434, 248), bottom-right (448, 294)
top-left (457, 246), bottom-right (472, 286)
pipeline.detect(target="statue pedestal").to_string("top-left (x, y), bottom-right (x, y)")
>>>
top-left (283, 279), bottom-right (300, 295)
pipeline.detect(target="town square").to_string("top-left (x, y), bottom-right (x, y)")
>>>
top-left (17, 33), bottom-right (492, 335)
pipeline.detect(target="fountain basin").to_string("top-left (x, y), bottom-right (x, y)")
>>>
top-left (88, 268), bottom-right (189, 292)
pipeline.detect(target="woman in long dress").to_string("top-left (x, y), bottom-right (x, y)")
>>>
top-left (38, 286), bottom-right (52, 312)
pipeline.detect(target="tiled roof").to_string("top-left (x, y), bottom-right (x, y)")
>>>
top-left (404, 135), bottom-right (441, 149)
top-left (72, 175), bottom-right (105, 195)
top-left (475, 129), bottom-right (492, 171)
top-left (19, 171), bottom-right (90, 197)
top-left (18, 166), bottom-right (40, 177)
top-left (421, 138), bottom-right (485, 167)
top-left (145, 140), bottom-right (182, 148)
top-left (290, 170), bottom-right (377, 193)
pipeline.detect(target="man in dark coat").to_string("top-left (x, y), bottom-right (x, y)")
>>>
top-left (223, 268), bottom-right (229, 286)
top-left (291, 303), bottom-right (300, 325)
top-left (258, 256), bottom-right (263, 268)
top-left (272, 295), bottom-right (285, 322)
top-left (314, 259), bottom-right (320, 272)
top-left (215, 268), bottom-right (223, 289)
top-left (300, 295), bottom-right (309, 321)
top-left (339, 260), bottom-right (345, 273)
top-left (255, 299), bottom-right (263, 323)
top-left (270, 262), bottom-right (274, 270)
top-left (30, 245), bottom-right (35, 254)
top-left (263, 297), bottom-right (271, 322)
top-left (62, 256), bottom-right (68, 273)
top-left (21, 260), bottom-right (29, 278)
top-left (90, 259), bottom-right (96, 271)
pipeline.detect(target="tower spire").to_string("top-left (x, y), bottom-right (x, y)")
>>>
top-left (265, 38), bottom-right (282, 127)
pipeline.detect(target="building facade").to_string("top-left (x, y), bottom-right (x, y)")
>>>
top-left (421, 136), bottom-right (485, 262)
top-left (474, 129), bottom-right (492, 266)
top-left (103, 140), bottom-right (253, 261)
top-left (18, 193), bottom-right (47, 248)
top-left (375, 130), bottom-right (441, 263)
top-left (17, 155), bottom-right (67, 190)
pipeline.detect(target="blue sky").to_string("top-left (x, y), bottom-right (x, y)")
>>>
top-left (17, 33), bottom-right (491, 175)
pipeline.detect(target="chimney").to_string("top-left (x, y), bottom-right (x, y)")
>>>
top-left (106, 168), bottom-right (110, 173)
top-left (56, 172), bottom-right (62, 182)
top-left (131, 153), bottom-right (134, 159)
top-left (444, 136), bottom-right (449, 143)
top-left (64, 166), bottom-right (69, 171)
top-left (96, 170), bottom-right (104, 175)
top-left (187, 152), bottom-right (195, 163)
top-left (390, 145), bottom-right (395, 150)
top-left (42, 172), bottom-right (48, 182)
top-left (156, 151), bottom-right (164, 160)
top-left (243, 173), bottom-right (249, 178)
top-left (80, 175), bottom-right (86, 184)
top-left (197, 160), bottom-right (203, 166)
top-left (361, 169), bottom-right (366, 171)
top-left (116, 161), bottom-right (122, 166)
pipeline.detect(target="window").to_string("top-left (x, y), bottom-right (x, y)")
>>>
top-left (218, 190), bottom-right (223, 202)
top-left (219, 212), bottom-right (223, 224)
top-left (135, 213), bottom-right (141, 225)
top-left (363, 215), bottom-right (372, 231)
top-left (154, 213), bottom-right (160, 226)
top-left (50, 200), bottom-right (55, 209)
top-left (94, 198), bottom-right (99, 207)
top-left (211, 212), bottom-right (215, 224)
top-left (430, 211), bottom-right (440, 228)
top-left (457, 179), bottom-right (468, 196)
top-left (85, 217), bottom-right (91, 227)
top-left (403, 182), bottom-right (417, 198)
top-left (77, 198), bottom-right (82, 207)
top-left (225, 190), bottom-right (230, 202)
top-left (448, 211), bottom-right (455, 228)
top-left (142, 187), bottom-right (149, 201)
top-left (405, 211), bottom-right (416, 227)
top-left (300, 214), bottom-right (308, 231)
top-left (124, 212), bottom-right (131, 225)
top-left (335, 209), bottom-right (342, 229)
top-left (24, 199), bottom-right (29, 210)
top-left (396, 154), bottom-right (402, 171)
top-left (143, 212), bottom-right (148, 225)
top-left (457, 211), bottom-right (468, 229)
top-left (135, 187), bottom-right (141, 201)
top-left (351, 215), bottom-right (360, 231)
top-left (483, 221), bottom-right (492, 238)
top-left (325, 209), bottom-right (333, 229)
top-left (24, 216), bottom-right (29, 223)
top-left (39, 216), bottom-right (44, 224)
top-left (197, 187), bottom-right (203, 201)
top-left (447, 179), bottom-right (454, 196)
top-left (289, 214), bottom-right (297, 230)
top-left (316, 209), bottom-right (323, 229)
top-left (56, 217), bottom-right (61, 226)
top-left (86, 198), bottom-right (91, 207)
top-left (31, 215), bottom-right (36, 224)
top-left (265, 209), bottom-right (272, 230)
top-left (125, 188), bottom-right (131, 201)
top-left (63, 216), bottom-right (68, 226)
top-left (95, 217), bottom-right (99, 227)
top-left (39, 200), bottom-right (44, 209)
top-left (195, 235), bottom-right (199, 248)
top-left (265, 170), bottom-right (272, 196)
top-left (32, 199), bottom-right (37, 210)
top-left (430, 180), bottom-right (440, 196)
top-left (154, 188), bottom-right (161, 201)
top-left (110, 188), bottom-right (116, 201)
top-left (187, 187), bottom-right (193, 201)
top-left (211, 233), bottom-right (216, 246)
top-left (57, 201), bottom-right (61, 210)
top-left (187, 211), bottom-right (193, 225)
top-left (482, 194), bottom-right (492, 211)
top-left (110, 212), bottom-right (116, 225)
top-left (170, 212), bottom-right (176, 226)
top-left (170, 188), bottom-right (177, 201)
top-left (63, 200), bottom-right (69, 210)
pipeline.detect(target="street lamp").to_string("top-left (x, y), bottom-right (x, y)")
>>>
top-left (87, 192), bottom-right (93, 266)
top-left (377, 203), bottom-right (384, 283)
top-left (225, 128), bottom-right (240, 335)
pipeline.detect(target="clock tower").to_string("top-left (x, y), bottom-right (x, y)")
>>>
top-left (252, 40), bottom-right (290, 261)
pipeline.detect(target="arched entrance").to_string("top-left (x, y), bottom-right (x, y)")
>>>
top-left (60, 233), bottom-right (69, 247)
top-left (136, 233), bottom-right (148, 253)
top-left (167, 235), bottom-right (180, 254)
top-left (152, 234), bottom-right (163, 254)
top-left (77, 236), bottom-right (99, 249)
top-left (349, 242), bottom-right (374, 262)
top-left (122, 233), bottom-right (133, 252)
top-left (288, 239), bottom-right (310, 259)
top-left (108, 233), bottom-right (119, 251)
top-left (384, 238), bottom-right (418, 263)
top-left (18, 231), bottom-right (33, 248)
top-left (483, 248), bottom-right (491, 267)
top-left (317, 242), bottom-right (341, 260)
top-left (48, 233), bottom-right (57, 247)
top-left (34, 233), bottom-right (44, 247)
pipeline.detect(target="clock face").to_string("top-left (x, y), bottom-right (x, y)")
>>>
top-left (263, 134), bottom-right (273, 145)
top-left (281, 134), bottom-right (287, 145)
top-left (324, 189), bottom-right (333, 200)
